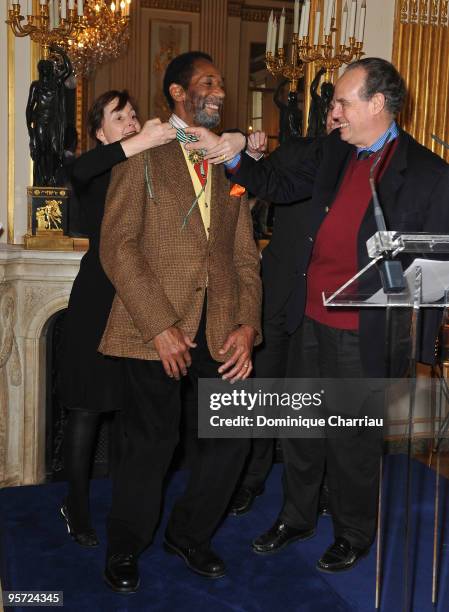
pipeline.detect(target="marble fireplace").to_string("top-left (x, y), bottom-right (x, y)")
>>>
top-left (0, 244), bottom-right (82, 487)
top-left (0, 243), bottom-right (442, 488)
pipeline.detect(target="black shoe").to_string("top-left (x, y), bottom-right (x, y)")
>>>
top-left (229, 485), bottom-right (264, 516)
top-left (163, 536), bottom-right (226, 578)
top-left (252, 519), bottom-right (315, 555)
top-left (316, 537), bottom-right (369, 573)
top-left (60, 503), bottom-right (99, 547)
top-left (104, 553), bottom-right (140, 593)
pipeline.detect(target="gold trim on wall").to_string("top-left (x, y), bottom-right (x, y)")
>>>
top-left (141, 0), bottom-right (294, 22)
top-left (229, 3), bottom-right (295, 21)
top-left (141, 0), bottom-right (200, 11)
top-left (7, 29), bottom-right (15, 244)
top-left (393, 0), bottom-right (449, 161)
top-left (76, 79), bottom-right (89, 154)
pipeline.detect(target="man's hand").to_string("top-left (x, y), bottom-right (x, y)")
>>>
top-left (153, 326), bottom-right (197, 380)
top-left (247, 131), bottom-right (267, 157)
top-left (218, 325), bottom-right (257, 383)
top-left (184, 128), bottom-right (246, 164)
top-left (204, 132), bottom-right (246, 164)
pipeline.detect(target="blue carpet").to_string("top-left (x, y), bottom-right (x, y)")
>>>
top-left (1, 455), bottom-right (448, 612)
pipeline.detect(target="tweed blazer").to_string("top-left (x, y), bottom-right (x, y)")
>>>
top-left (99, 139), bottom-right (262, 362)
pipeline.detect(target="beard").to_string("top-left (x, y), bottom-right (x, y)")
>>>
top-left (187, 94), bottom-right (222, 128)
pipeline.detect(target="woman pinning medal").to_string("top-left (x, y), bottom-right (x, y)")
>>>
top-left (58, 90), bottom-right (176, 546)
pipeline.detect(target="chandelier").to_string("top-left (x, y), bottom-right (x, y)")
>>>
top-left (67, 0), bottom-right (132, 78)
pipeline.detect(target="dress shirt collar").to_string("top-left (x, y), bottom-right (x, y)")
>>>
top-left (356, 121), bottom-right (399, 157)
top-left (169, 113), bottom-right (189, 130)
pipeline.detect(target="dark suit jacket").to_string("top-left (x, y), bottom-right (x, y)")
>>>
top-left (258, 137), bottom-right (315, 322)
top-left (233, 128), bottom-right (449, 377)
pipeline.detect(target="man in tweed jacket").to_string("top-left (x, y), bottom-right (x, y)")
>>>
top-left (99, 52), bottom-right (262, 592)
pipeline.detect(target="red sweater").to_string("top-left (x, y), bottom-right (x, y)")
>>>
top-left (305, 142), bottom-right (397, 330)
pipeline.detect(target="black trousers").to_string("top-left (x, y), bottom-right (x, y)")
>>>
top-left (107, 307), bottom-right (249, 555)
top-left (239, 312), bottom-right (291, 489)
top-left (280, 316), bottom-right (383, 549)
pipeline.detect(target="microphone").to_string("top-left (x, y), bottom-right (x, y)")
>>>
top-left (368, 136), bottom-right (406, 294)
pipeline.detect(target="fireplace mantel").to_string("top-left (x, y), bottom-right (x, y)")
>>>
top-left (0, 245), bottom-right (82, 486)
top-left (0, 244), bottom-right (439, 487)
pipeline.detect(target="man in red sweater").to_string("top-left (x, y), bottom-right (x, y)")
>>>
top-left (219, 58), bottom-right (449, 573)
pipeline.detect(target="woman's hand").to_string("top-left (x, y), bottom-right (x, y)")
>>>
top-left (140, 118), bottom-right (177, 148)
top-left (183, 126), bottom-right (220, 152)
top-left (183, 128), bottom-right (246, 164)
top-left (121, 118), bottom-right (177, 158)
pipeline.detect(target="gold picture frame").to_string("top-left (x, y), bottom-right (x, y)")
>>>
top-left (148, 19), bottom-right (191, 120)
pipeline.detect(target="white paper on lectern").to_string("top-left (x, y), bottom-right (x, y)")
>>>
top-left (367, 258), bottom-right (449, 304)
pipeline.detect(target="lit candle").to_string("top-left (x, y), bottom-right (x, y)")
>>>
top-left (68, 0), bottom-right (74, 8)
top-left (61, 0), bottom-right (66, 19)
top-left (54, 0), bottom-right (60, 26)
top-left (325, 0), bottom-right (334, 35)
top-left (27, 0), bottom-right (32, 14)
top-left (341, 1), bottom-right (348, 44)
top-left (271, 17), bottom-right (278, 54)
top-left (293, 0), bottom-right (300, 35)
top-left (278, 8), bottom-right (285, 49)
top-left (357, 0), bottom-right (366, 42)
top-left (40, 0), bottom-right (47, 5)
top-left (313, 10), bottom-right (321, 46)
top-left (48, 0), bottom-right (54, 28)
top-left (266, 10), bottom-right (273, 53)
top-left (299, 2), bottom-right (305, 37)
top-left (77, 0), bottom-right (83, 15)
top-left (349, 0), bottom-right (357, 38)
top-left (111, 1), bottom-right (116, 12)
top-left (303, 0), bottom-right (311, 38)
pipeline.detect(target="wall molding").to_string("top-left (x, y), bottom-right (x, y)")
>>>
top-left (141, 0), bottom-right (294, 22)
top-left (141, 0), bottom-right (200, 11)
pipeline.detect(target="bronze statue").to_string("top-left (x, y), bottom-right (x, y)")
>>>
top-left (26, 46), bottom-right (73, 187)
top-left (274, 79), bottom-right (303, 143)
top-left (307, 68), bottom-right (334, 138)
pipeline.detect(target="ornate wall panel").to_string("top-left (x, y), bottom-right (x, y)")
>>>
top-left (392, 0), bottom-right (449, 161)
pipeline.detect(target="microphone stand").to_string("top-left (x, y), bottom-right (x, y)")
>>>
top-left (369, 137), bottom-right (407, 293)
top-left (431, 133), bottom-right (449, 149)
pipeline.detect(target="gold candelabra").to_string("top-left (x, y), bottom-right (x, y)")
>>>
top-left (265, 1), bottom-right (366, 89)
top-left (298, 20), bottom-right (365, 76)
top-left (266, 18), bottom-right (365, 90)
top-left (6, 3), bottom-right (84, 60)
top-left (266, 41), bottom-right (304, 93)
